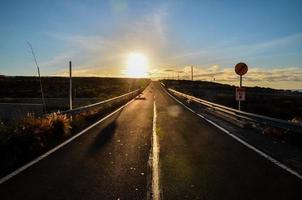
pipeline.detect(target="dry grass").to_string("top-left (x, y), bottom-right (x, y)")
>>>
top-left (0, 113), bottom-right (72, 174)
top-left (47, 113), bottom-right (71, 138)
top-left (70, 114), bottom-right (86, 131)
top-left (0, 108), bottom-right (103, 167)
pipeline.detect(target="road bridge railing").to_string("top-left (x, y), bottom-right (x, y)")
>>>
top-left (61, 88), bottom-right (143, 116)
top-left (167, 88), bottom-right (302, 132)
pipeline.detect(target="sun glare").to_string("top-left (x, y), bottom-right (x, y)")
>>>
top-left (126, 52), bottom-right (148, 78)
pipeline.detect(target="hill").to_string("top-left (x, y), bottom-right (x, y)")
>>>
top-left (0, 76), bottom-right (150, 111)
top-left (0, 76), bottom-right (149, 98)
top-left (162, 80), bottom-right (302, 120)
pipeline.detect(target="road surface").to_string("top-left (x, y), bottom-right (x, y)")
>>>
top-left (0, 81), bottom-right (301, 200)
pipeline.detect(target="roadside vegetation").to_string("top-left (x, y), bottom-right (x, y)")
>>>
top-left (0, 77), bottom-right (149, 177)
top-left (0, 96), bottom-right (138, 177)
top-left (0, 76), bottom-right (150, 111)
top-left (0, 113), bottom-right (70, 177)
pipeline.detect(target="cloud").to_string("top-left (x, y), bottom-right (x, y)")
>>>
top-left (54, 66), bottom-right (122, 77)
top-left (43, 4), bottom-right (169, 76)
top-left (38, 9), bottom-right (302, 90)
top-left (163, 32), bottom-right (302, 66)
top-left (153, 65), bottom-right (302, 88)
top-left (39, 52), bottom-right (75, 68)
top-left (243, 33), bottom-right (302, 52)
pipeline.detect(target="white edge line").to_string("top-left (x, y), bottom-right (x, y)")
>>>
top-left (161, 84), bottom-right (302, 180)
top-left (152, 97), bottom-right (161, 200)
top-left (0, 97), bottom-right (137, 185)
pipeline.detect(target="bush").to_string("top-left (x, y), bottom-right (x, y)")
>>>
top-left (47, 113), bottom-right (71, 138)
top-left (0, 106), bottom-right (109, 167)
top-left (2, 113), bottom-right (71, 158)
top-left (82, 109), bottom-right (99, 121)
top-left (16, 113), bottom-right (52, 153)
top-left (70, 114), bottom-right (86, 131)
top-left (19, 113), bottom-right (51, 134)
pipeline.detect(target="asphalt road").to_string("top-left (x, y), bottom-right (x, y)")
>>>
top-left (0, 81), bottom-right (301, 200)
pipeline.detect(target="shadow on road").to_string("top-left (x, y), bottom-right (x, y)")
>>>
top-left (88, 121), bottom-right (118, 154)
top-left (135, 97), bottom-right (146, 100)
top-left (85, 107), bottom-right (127, 155)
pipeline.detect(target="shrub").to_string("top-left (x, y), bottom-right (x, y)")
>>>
top-left (80, 109), bottom-right (100, 122)
top-left (71, 114), bottom-right (86, 131)
top-left (19, 113), bottom-right (51, 134)
top-left (47, 113), bottom-right (71, 138)
top-left (15, 113), bottom-right (52, 153)
top-left (11, 113), bottom-right (71, 156)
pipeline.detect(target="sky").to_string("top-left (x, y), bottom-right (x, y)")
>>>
top-left (0, 0), bottom-right (302, 89)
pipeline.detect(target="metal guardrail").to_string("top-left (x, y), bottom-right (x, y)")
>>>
top-left (168, 88), bottom-right (302, 132)
top-left (60, 88), bottom-right (143, 116)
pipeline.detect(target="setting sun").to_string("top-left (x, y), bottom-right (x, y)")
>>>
top-left (126, 52), bottom-right (148, 78)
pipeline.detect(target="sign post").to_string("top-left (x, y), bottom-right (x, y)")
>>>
top-left (69, 61), bottom-right (73, 110)
top-left (236, 88), bottom-right (246, 101)
top-left (235, 62), bottom-right (248, 110)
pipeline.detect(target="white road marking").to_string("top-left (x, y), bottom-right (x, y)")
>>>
top-left (161, 84), bottom-right (302, 180)
top-left (0, 97), bottom-right (137, 185)
top-left (152, 98), bottom-right (161, 200)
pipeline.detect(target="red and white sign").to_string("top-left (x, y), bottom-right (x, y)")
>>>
top-left (235, 63), bottom-right (248, 76)
top-left (236, 88), bottom-right (246, 101)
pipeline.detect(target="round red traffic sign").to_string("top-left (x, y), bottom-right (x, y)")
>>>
top-left (235, 63), bottom-right (248, 76)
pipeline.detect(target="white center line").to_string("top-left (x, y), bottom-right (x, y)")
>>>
top-left (152, 98), bottom-right (161, 200)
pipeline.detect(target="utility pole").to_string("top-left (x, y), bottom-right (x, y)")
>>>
top-left (191, 65), bottom-right (193, 81)
top-left (69, 61), bottom-right (73, 110)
